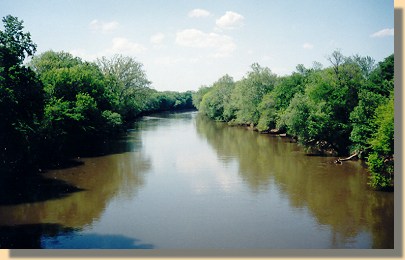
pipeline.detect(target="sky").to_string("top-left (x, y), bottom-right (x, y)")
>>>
top-left (1, 0), bottom-right (394, 92)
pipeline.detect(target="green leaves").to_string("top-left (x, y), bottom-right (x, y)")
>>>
top-left (198, 74), bottom-right (235, 121)
top-left (349, 90), bottom-right (387, 153)
top-left (96, 55), bottom-right (151, 120)
top-left (0, 15), bottom-right (36, 64)
top-left (102, 110), bottom-right (122, 128)
top-left (231, 64), bottom-right (277, 125)
top-left (366, 94), bottom-right (394, 189)
top-left (1, 16), bottom-right (44, 171)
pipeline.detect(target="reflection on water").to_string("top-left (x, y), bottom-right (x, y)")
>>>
top-left (0, 111), bottom-right (394, 249)
top-left (195, 114), bottom-right (394, 248)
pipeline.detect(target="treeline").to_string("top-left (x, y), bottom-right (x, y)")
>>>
top-left (193, 53), bottom-right (394, 190)
top-left (0, 15), bottom-right (193, 173)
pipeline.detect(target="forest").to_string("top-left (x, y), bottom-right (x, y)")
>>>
top-left (192, 53), bottom-right (394, 190)
top-left (0, 15), bottom-right (394, 190)
top-left (0, 16), bottom-right (193, 174)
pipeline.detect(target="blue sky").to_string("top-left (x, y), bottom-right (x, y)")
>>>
top-left (1, 0), bottom-right (394, 91)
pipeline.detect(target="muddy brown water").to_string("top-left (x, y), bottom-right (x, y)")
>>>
top-left (0, 111), bottom-right (394, 249)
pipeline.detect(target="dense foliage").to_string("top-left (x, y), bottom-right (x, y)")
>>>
top-left (0, 16), bottom-right (194, 173)
top-left (193, 52), bottom-right (394, 190)
top-left (0, 15), bottom-right (44, 170)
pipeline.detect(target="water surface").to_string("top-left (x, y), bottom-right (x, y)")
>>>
top-left (0, 111), bottom-right (394, 249)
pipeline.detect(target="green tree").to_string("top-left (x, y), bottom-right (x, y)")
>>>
top-left (192, 86), bottom-right (211, 110)
top-left (231, 63), bottom-right (277, 125)
top-left (199, 75), bottom-right (235, 121)
top-left (366, 94), bottom-right (394, 190)
top-left (96, 55), bottom-right (151, 120)
top-left (349, 90), bottom-right (386, 154)
top-left (30, 50), bottom-right (82, 74)
top-left (258, 71), bottom-right (306, 132)
top-left (281, 92), bottom-right (332, 151)
top-left (352, 54), bottom-right (376, 79)
top-left (0, 15), bottom-right (44, 171)
top-left (0, 15), bottom-right (36, 64)
top-left (31, 50), bottom-right (123, 160)
top-left (256, 93), bottom-right (277, 131)
top-left (368, 54), bottom-right (394, 96)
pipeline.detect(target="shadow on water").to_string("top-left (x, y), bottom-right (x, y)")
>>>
top-left (0, 125), bottom-right (146, 206)
top-left (0, 223), bottom-right (75, 249)
top-left (0, 223), bottom-right (154, 249)
top-left (43, 159), bottom-right (85, 171)
top-left (0, 174), bottom-right (84, 206)
top-left (68, 136), bottom-right (141, 158)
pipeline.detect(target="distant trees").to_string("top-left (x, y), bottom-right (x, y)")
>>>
top-left (194, 64), bottom-right (277, 126)
top-left (146, 90), bottom-right (194, 112)
top-left (193, 51), bottom-right (394, 190)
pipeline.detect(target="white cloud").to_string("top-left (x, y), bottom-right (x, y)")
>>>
top-left (216, 11), bottom-right (244, 29)
top-left (150, 32), bottom-right (165, 45)
top-left (176, 28), bottom-right (236, 57)
top-left (188, 8), bottom-right (211, 18)
top-left (107, 37), bottom-right (147, 54)
top-left (370, 28), bottom-right (394, 38)
top-left (302, 43), bottom-right (314, 49)
top-left (89, 19), bottom-right (119, 33)
top-left (69, 37), bottom-right (146, 61)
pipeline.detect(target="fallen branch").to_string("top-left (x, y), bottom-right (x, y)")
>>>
top-left (334, 152), bottom-right (359, 164)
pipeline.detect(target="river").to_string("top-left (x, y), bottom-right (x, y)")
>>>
top-left (0, 111), bottom-right (394, 249)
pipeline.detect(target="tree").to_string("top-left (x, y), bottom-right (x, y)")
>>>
top-left (199, 75), bottom-right (235, 121)
top-left (0, 15), bottom-right (36, 64)
top-left (30, 50), bottom-right (124, 160)
top-left (0, 15), bottom-right (44, 171)
top-left (96, 55), bottom-right (151, 120)
top-left (231, 63), bottom-right (277, 125)
top-left (192, 86), bottom-right (211, 110)
top-left (352, 54), bottom-right (375, 79)
top-left (281, 92), bottom-right (332, 150)
top-left (368, 54), bottom-right (394, 96)
top-left (349, 90), bottom-right (386, 154)
top-left (258, 72), bottom-right (306, 132)
top-left (30, 50), bottom-right (82, 74)
top-left (366, 93), bottom-right (394, 190)
top-left (257, 93), bottom-right (277, 131)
